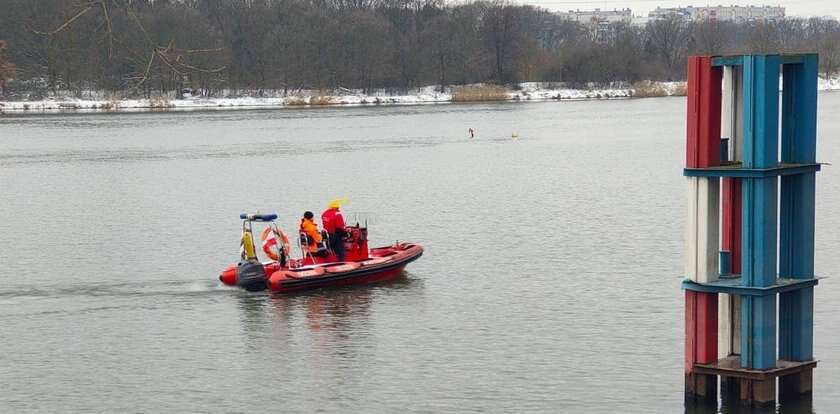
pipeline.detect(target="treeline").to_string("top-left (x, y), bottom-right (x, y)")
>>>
top-left (0, 0), bottom-right (839, 98)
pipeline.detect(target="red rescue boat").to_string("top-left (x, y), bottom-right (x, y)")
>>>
top-left (219, 212), bottom-right (423, 293)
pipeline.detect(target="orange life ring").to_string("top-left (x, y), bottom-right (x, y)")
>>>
top-left (261, 227), bottom-right (290, 262)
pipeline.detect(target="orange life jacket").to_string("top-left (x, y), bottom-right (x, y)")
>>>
top-left (299, 218), bottom-right (322, 252)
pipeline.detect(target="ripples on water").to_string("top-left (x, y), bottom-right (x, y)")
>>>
top-left (1, 96), bottom-right (839, 413)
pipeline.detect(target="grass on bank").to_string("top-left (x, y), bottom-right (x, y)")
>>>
top-left (451, 85), bottom-right (509, 102)
top-left (631, 81), bottom-right (687, 98)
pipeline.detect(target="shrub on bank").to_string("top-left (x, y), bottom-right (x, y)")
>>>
top-left (286, 95), bottom-right (334, 105)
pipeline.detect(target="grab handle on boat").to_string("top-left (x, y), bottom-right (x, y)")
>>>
top-left (240, 212), bottom-right (278, 222)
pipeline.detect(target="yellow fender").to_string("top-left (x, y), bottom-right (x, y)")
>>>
top-left (241, 229), bottom-right (257, 261)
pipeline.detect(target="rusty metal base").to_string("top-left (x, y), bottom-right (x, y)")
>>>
top-left (694, 356), bottom-right (816, 380)
top-left (688, 356), bottom-right (816, 405)
top-left (685, 373), bottom-right (717, 401)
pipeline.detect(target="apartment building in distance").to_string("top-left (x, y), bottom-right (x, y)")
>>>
top-left (564, 8), bottom-right (633, 25)
top-left (648, 5), bottom-right (786, 22)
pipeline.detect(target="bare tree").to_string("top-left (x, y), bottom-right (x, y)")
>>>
top-left (746, 21), bottom-right (781, 53)
top-left (31, 0), bottom-right (224, 96)
top-left (421, 12), bottom-right (454, 92)
top-left (805, 18), bottom-right (840, 76)
top-left (481, 1), bottom-right (522, 84)
top-left (645, 14), bottom-right (689, 80)
top-left (819, 31), bottom-right (840, 76)
top-left (690, 20), bottom-right (732, 55)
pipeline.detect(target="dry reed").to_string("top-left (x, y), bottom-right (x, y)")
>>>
top-left (451, 85), bottom-right (509, 102)
top-left (630, 81), bottom-right (669, 98)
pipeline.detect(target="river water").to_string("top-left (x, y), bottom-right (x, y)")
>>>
top-left (1, 96), bottom-right (839, 413)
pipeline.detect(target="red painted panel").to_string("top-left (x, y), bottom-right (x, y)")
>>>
top-left (686, 58), bottom-right (700, 168)
top-left (721, 178), bottom-right (742, 274)
top-left (685, 291), bottom-right (697, 373)
top-left (699, 62), bottom-right (723, 168)
top-left (686, 56), bottom-right (723, 168)
top-left (696, 292), bottom-right (719, 363)
top-left (686, 291), bottom-right (719, 373)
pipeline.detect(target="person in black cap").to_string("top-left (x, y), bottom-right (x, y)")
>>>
top-left (299, 211), bottom-right (323, 254)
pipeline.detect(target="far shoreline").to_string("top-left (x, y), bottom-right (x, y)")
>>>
top-left (0, 82), bottom-right (680, 114)
top-left (2, 79), bottom-right (838, 114)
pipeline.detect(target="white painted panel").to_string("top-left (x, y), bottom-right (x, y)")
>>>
top-left (732, 294), bottom-right (741, 355)
top-left (726, 66), bottom-right (744, 162)
top-left (723, 67), bottom-right (735, 147)
top-left (686, 176), bottom-right (720, 283)
top-left (697, 177), bottom-right (720, 283)
top-left (719, 293), bottom-right (742, 357)
top-left (729, 66), bottom-right (744, 161)
top-left (719, 293), bottom-right (732, 357)
top-left (686, 177), bottom-right (699, 281)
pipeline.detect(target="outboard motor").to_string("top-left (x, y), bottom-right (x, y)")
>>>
top-left (236, 260), bottom-right (267, 291)
top-left (233, 212), bottom-right (279, 291)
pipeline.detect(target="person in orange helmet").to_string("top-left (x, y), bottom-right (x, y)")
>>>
top-left (321, 199), bottom-right (347, 261)
top-left (299, 211), bottom-right (323, 253)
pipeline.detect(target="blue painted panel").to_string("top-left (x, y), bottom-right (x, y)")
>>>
top-left (682, 277), bottom-right (819, 296)
top-left (740, 295), bottom-right (777, 369)
top-left (713, 55), bottom-right (744, 67)
top-left (741, 177), bottom-right (777, 288)
top-left (781, 66), bottom-right (796, 163)
top-left (742, 55), bottom-right (780, 169)
top-left (781, 54), bottom-right (818, 164)
top-left (779, 56), bottom-right (817, 277)
top-left (800, 53), bottom-right (819, 162)
top-left (780, 288), bottom-right (815, 361)
top-left (683, 163), bottom-right (820, 178)
top-left (720, 250), bottom-right (731, 275)
top-left (778, 53), bottom-right (818, 363)
top-left (721, 138), bottom-right (730, 161)
top-left (780, 55), bottom-right (805, 65)
top-left (713, 54), bottom-right (808, 67)
top-left (780, 174), bottom-right (816, 278)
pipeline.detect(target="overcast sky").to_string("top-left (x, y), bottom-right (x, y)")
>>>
top-left (515, 0), bottom-right (839, 18)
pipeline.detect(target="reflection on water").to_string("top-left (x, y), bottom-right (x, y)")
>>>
top-left (681, 387), bottom-right (815, 414)
top-left (300, 288), bottom-right (373, 333)
top-left (237, 274), bottom-right (421, 360)
top-left (777, 396), bottom-right (815, 414)
top-left (235, 290), bottom-right (270, 343)
top-left (264, 274), bottom-right (416, 332)
top-left (0, 138), bottom-right (453, 166)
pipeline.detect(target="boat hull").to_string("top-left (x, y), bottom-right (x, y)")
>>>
top-left (268, 245), bottom-right (423, 293)
top-left (220, 243), bottom-right (423, 293)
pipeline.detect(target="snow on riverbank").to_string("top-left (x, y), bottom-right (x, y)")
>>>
top-left (0, 84), bottom-right (632, 112)
top-left (819, 76), bottom-right (840, 91)
top-left (2, 77), bottom-right (839, 113)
